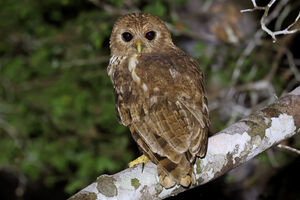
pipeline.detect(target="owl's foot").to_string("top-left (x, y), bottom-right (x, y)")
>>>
top-left (128, 154), bottom-right (149, 167)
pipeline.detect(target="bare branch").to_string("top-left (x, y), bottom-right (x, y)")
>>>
top-left (241, 0), bottom-right (300, 42)
top-left (231, 30), bottom-right (263, 84)
top-left (232, 0), bottom-right (295, 87)
top-left (266, 0), bottom-right (289, 24)
top-left (277, 144), bottom-right (300, 155)
top-left (69, 86), bottom-right (300, 200)
top-left (286, 50), bottom-right (300, 81)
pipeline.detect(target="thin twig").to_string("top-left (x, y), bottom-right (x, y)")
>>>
top-left (241, 0), bottom-right (300, 42)
top-left (265, 0), bottom-right (289, 24)
top-left (286, 50), bottom-right (300, 81)
top-left (231, 30), bottom-right (263, 85)
top-left (277, 144), bottom-right (300, 155)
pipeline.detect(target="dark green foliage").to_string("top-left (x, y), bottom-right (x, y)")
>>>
top-left (0, 0), bottom-right (130, 193)
top-left (1, 0), bottom-right (195, 194)
top-left (143, 0), bottom-right (167, 17)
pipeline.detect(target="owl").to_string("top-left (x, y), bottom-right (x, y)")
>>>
top-left (107, 13), bottom-right (209, 188)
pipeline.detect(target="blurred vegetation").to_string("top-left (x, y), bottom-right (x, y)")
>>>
top-left (0, 0), bottom-right (130, 194)
top-left (0, 0), bottom-right (299, 198)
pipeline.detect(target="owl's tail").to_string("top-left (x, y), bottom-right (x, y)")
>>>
top-left (157, 154), bottom-right (195, 188)
top-left (129, 124), bottom-right (195, 188)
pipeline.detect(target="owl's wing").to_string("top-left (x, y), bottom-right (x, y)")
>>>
top-left (130, 54), bottom-right (209, 183)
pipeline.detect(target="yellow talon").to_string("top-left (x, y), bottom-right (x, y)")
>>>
top-left (128, 155), bottom-right (149, 167)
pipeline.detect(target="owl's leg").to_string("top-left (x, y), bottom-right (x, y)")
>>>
top-left (128, 154), bottom-right (149, 167)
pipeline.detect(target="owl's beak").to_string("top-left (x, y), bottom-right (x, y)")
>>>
top-left (136, 40), bottom-right (142, 53)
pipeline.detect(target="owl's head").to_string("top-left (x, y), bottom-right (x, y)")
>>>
top-left (109, 13), bottom-right (175, 56)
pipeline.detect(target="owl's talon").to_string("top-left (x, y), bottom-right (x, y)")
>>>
top-left (128, 154), bottom-right (149, 168)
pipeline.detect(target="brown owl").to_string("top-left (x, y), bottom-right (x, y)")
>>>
top-left (107, 13), bottom-right (209, 188)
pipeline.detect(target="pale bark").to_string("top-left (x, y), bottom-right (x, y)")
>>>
top-left (69, 86), bottom-right (300, 200)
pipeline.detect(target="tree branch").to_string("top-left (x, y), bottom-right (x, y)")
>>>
top-left (277, 144), bottom-right (300, 155)
top-left (69, 86), bottom-right (300, 200)
top-left (241, 0), bottom-right (300, 42)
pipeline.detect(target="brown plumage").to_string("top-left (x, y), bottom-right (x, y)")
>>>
top-left (107, 13), bottom-right (209, 188)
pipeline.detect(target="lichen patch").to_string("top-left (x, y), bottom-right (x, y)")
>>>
top-left (131, 178), bottom-right (141, 190)
top-left (243, 115), bottom-right (269, 139)
top-left (207, 132), bottom-right (251, 164)
top-left (96, 176), bottom-right (117, 197)
top-left (265, 113), bottom-right (296, 144)
top-left (195, 159), bottom-right (201, 174)
top-left (68, 191), bottom-right (97, 200)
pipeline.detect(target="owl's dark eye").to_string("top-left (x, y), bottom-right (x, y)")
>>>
top-left (122, 32), bottom-right (133, 42)
top-left (145, 31), bottom-right (156, 40)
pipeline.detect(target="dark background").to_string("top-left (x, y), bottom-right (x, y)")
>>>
top-left (0, 0), bottom-right (299, 199)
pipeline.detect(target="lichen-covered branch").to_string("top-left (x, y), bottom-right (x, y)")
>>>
top-left (69, 86), bottom-right (300, 200)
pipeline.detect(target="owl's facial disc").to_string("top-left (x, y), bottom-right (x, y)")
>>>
top-left (120, 29), bottom-right (156, 54)
top-left (110, 13), bottom-right (175, 56)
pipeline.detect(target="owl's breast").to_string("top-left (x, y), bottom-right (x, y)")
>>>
top-left (112, 54), bottom-right (147, 95)
top-left (110, 54), bottom-right (150, 125)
